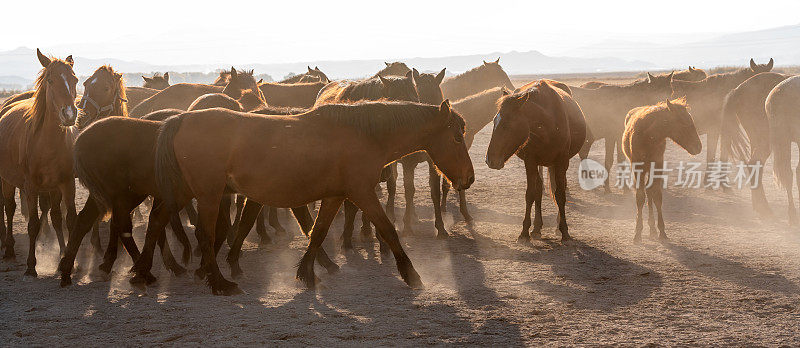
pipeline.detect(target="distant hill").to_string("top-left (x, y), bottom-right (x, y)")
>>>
top-left (567, 24), bottom-right (800, 68)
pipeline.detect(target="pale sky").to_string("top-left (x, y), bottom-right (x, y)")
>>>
top-left (3, 0), bottom-right (799, 65)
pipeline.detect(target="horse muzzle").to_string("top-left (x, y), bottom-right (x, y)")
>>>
top-left (59, 105), bottom-right (77, 126)
top-left (486, 156), bottom-right (505, 170)
top-left (455, 174), bottom-right (475, 191)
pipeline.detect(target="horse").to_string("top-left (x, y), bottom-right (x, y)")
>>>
top-left (720, 72), bottom-right (790, 216)
top-left (486, 80), bottom-right (586, 243)
top-left (258, 81), bottom-right (326, 108)
top-left (0, 49), bottom-right (79, 275)
top-left (375, 62), bottom-right (411, 77)
top-left (142, 72), bottom-right (170, 90)
top-left (573, 72), bottom-right (674, 192)
top-left (152, 100), bottom-right (473, 294)
top-left (765, 76), bottom-right (800, 225)
top-left (212, 69), bottom-right (231, 86)
top-left (670, 58), bottom-right (774, 169)
top-left (130, 67), bottom-right (259, 117)
top-left (280, 66), bottom-right (329, 84)
top-left (441, 87), bottom-right (510, 221)
top-left (441, 58), bottom-right (515, 101)
top-left (622, 99), bottom-right (702, 242)
top-left (579, 67), bottom-right (706, 90)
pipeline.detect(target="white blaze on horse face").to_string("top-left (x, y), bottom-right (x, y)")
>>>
top-left (62, 73), bottom-right (74, 98)
top-left (493, 113), bottom-right (502, 131)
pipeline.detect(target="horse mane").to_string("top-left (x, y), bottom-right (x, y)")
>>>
top-left (635, 97), bottom-right (689, 117)
top-left (26, 58), bottom-right (72, 133)
top-left (303, 101), bottom-right (463, 138)
top-left (339, 76), bottom-right (406, 101)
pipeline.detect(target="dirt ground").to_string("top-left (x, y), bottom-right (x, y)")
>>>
top-left (2, 79), bottom-right (800, 346)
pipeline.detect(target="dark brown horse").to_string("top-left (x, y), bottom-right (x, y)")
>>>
top-left (281, 66), bottom-right (329, 84)
top-left (622, 99), bottom-right (702, 242)
top-left (153, 101), bottom-right (473, 294)
top-left (375, 62), bottom-right (411, 77)
top-left (441, 58), bottom-right (515, 101)
top-left (671, 58), bottom-right (774, 168)
top-left (573, 72), bottom-right (674, 192)
top-left (486, 80), bottom-right (586, 243)
top-left (441, 87), bottom-right (510, 220)
top-left (258, 81), bottom-right (326, 108)
top-left (720, 72), bottom-right (790, 216)
top-left (0, 49), bottom-right (78, 274)
top-left (765, 76), bottom-right (800, 225)
top-left (130, 67), bottom-right (259, 117)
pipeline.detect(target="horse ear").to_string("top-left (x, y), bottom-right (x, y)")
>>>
top-left (501, 88), bottom-right (510, 96)
top-left (257, 78), bottom-right (263, 84)
top-left (750, 58), bottom-right (757, 71)
top-left (65, 55), bottom-right (74, 67)
top-left (230, 67), bottom-right (238, 79)
top-left (483, 60), bottom-right (488, 65)
top-left (435, 68), bottom-right (446, 85)
top-left (163, 72), bottom-right (169, 82)
top-left (385, 62), bottom-right (390, 67)
top-left (142, 76), bottom-right (150, 82)
top-left (405, 70), bottom-right (413, 80)
top-left (665, 98), bottom-right (673, 110)
top-left (667, 71), bottom-right (674, 81)
top-left (688, 66), bottom-right (694, 72)
top-left (36, 48), bottom-right (51, 67)
top-left (308, 66), bottom-right (313, 73)
top-left (495, 57), bottom-right (500, 64)
top-left (439, 99), bottom-right (451, 115)
top-left (767, 58), bottom-right (774, 70)
top-left (412, 68), bottom-right (421, 81)
top-left (647, 72), bottom-right (655, 83)
top-left (315, 66), bottom-right (320, 71)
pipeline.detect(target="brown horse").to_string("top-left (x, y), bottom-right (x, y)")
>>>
top-left (153, 101), bottom-right (473, 294)
top-left (720, 72), bottom-right (790, 216)
top-left (622, 99), bottom-right (702, 242)
top-left (212, 69), bottom-right (231, 86)
top-left (130, 67), bottom-right (259, 117)
top-left (573, 72), bottom-right (674, 192)
top-left (258, 81), bottom-right (326, 108)
top-left (486, 80), bottom-right (586, 243)
top-left (375, 62), bottom-right (411, 77)
top-left (142, 72), bottom-right (170, 90)
top-left (441, 58), bottom-right (515, 101)
top-left (281, 66), bottom-right (329, 84)
top-left (0, 49), bottom-right (78, 274)
top-left (441, 87), bottom-right (510, 220)
top-left (765, 76), bottom-right (800, 225)
top-left (671, 58), bottom-right (774, 168)
top-left (579, 67), bottom-right (706, 90)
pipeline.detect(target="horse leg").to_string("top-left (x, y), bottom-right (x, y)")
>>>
top-left (196, 192), bottom-right (240, 295)
top-left (48, 191), bottom-right (66, 255)
top-left (60, 180), bottom-right (78, 235)
top-left (296, 197), bottom-right (344, 289)
top-left (157, 227), bottom-right (186, 276)
top-left (353, 189), bottom-right (423, 288)
top-left (255, 209), bottom-right (270, 245)
top-left (387, 163), bottom-right (397, 223)
top-left (458, 189), bottom-right (472, 223)
top-left (603, 138), bottom-right (614, 193)
top-left (360, 204), bottom-right (373, 238)
top-left (185, 200), bottom-right (198, 226)
top-left (214, 195), bottom-right (233, 255)
top-left (441, 177), bottom-right (450, 213)
top-left (289, 205), bottom-right (337, 273)
top-left (227, 200), bottom-right (262, 278)
top-left (130, 199), bottom-right (172, 285)
top-left (227, 195), bottom-right (245, 246)
top-left (551, 164), bottom-right (571, 241)
top-left (2, 182), bottom-right (16, 260)
top-left (342, 200), bottom-right (357, 251)
top-left (98, 208), bottom-right (122, 275)
top-left (633, 172), bottom-right (647, 243)
top-left (426, 159), bottom-right (447, 238)
top-left (520, 160), bottom-right (542, 243)
top-left (22, 189), bottom-right (41, 277)
top-left (267, 206), bottom-right (285, 236)
top-left (401, 162), bottom-right (418, 235)
top-left (647, 194), bottom-right (656, 238)
top-left (58, 195), bottom-right (101, 287)
top-left (169, 213), bottom-right (192, 264)
top-left (648, 183), bottom-right (667, 241)
top-left (91, 220), bottom-right (103, 256)
top-left (579, 131), bottom-right (594, 160)
top-left (749, 148), bottom-right (772, 217)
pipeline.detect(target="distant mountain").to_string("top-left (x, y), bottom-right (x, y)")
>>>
top-left (567, 24), bottom-right (800, 68)
top-left (0, 47), bottom-right (654, 88)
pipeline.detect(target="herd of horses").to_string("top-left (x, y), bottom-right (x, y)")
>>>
top-left (0, 48), bottom-right (797, 295)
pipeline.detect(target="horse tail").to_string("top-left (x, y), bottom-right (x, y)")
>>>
top-left (154, 115), bottom-right (188, 210)
top-left (73, 146), bottom-right (112, 220)
top-left (720, 90), bottom-right (750, 162)
top-left (767, 101), bottom-right (793, 190)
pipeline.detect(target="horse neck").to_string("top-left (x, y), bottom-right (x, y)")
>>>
top-left (378, 122), bottom-right (438, 164)
top-left (456, 92), bottom-right (500, 136)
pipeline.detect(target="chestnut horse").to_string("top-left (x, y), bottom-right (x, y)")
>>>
top-left (0, 49), bottom-right (78, 275)
top-left (573, 72), bottom-right (674, 192)
top-left (441, 58), bottom-right (515, 101)
top-left (486, 80), bottom-right (586, 243)
top-left (142, 72), bottom-right (170, 90)
top-left (212, 69), bottom-right (231, 86)
top-left (375, 62), bottom-right (411, 77)
top-left (765, 76), bottom-right (800, 225)
top-left (130, 67), bottom-right (259, 117)
top-left (258, 81), bottom-right (326, 108)
top-left (280, 66), bottom-right (329, 84)
top-left (622, 99), bottom-right (702, 242)
top-left (720, 72), bottom-right (790, 216)
top-left (153, 100), bottom-right (473, 294)
top-left (441, 87), bottom-right (510, 220)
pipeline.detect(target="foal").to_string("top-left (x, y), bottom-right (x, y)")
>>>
top-left (622, 99), bottom-right (702, 242)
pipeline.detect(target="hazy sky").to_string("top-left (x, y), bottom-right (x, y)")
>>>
top-left (4, 0), bottom-right (799, 65)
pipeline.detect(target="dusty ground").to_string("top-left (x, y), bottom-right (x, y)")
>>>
top-left (2, 79), bottom-right (800, 346)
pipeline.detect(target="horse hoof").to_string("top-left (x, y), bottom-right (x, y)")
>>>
top-left (325, 263), bottom-right (340, 275)
top-left (60, 275), bottom-right (72, 287)
top-left (258, 238), bottom-right (272, 248)
top-left (130, 271), bottom-right (157, 285)
top-left (194, 268), bottom-right (207, 281)
top-left (211, 279), bottom-right (242, 296)
top-left (24, 269), bottom-right (38, 278)
top-left (401, 268), bottom-right (424, 289)
top-left (98, 262), bottom-right (113, 275)
top-left (516, 235), bottom-right (532, 245)
top-left (436, 231), bottom-right (449, 239)
top-left (341, 241), bottom-right (354, 252)
top-left (658, 234), bottom-right (669, 242)
top-left (230, 267), bottom-right (243, 279)
top-left (633, 235), bottom-right (642, 244)
top-left (171, 265), bottom-right (187, 277)
top-left (561, 234), bottom-right (573, 243)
